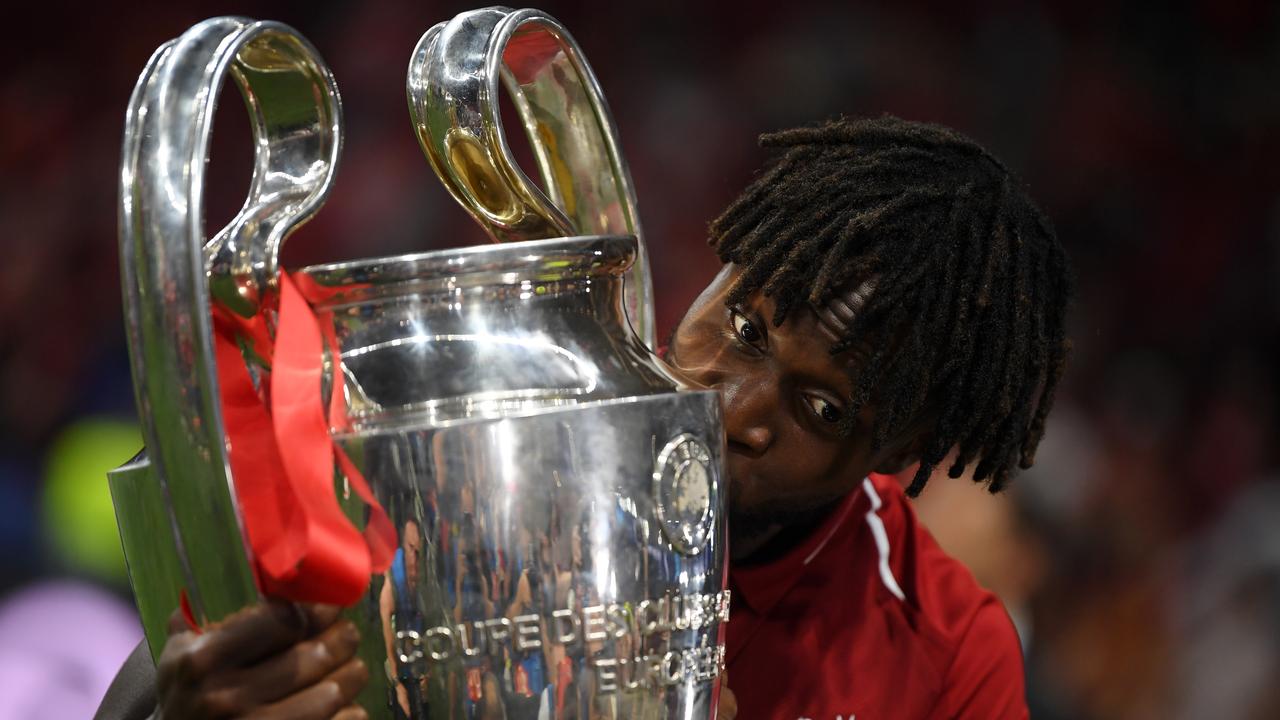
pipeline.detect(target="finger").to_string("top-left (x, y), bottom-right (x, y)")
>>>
top-left (162, 601), bottom-right (334, 640)
top-left (243, 656), bottom-right (369, 720)
top-left (717, 672), bottom-right (737, 720)
top-left (717, 686), bottom-right (738, 720)
top-left (295, 603), bottom-right (344, 636)
top-left (333, 705), bottom-right (370, 720)
top-left (176, 602), bottom-right (314, 679)
top-left (203, 618), bottom-right (361, 709)
top-left (155, 630), bottom-right (199, 688)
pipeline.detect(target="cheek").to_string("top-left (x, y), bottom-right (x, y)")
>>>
top-left (728, 424), bottom-right (839, 505)
top-left (758, 423), bottom-right (871, 504)
top-left (772, 429), bottom-right (845, 491)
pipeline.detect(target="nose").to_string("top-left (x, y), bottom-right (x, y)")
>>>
top-left (658, 351), bottom-right (774, 455)
top-left (716, 378), bottom-right (774, 457)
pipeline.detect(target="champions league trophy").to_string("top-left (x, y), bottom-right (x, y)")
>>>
top-left (109, 7), bottom-right (728, 720)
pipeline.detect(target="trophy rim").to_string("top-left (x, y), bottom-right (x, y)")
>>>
top-left (297, 234), bottom-right (637, 298)
top-left (331, 387), bottom-right (723, 437)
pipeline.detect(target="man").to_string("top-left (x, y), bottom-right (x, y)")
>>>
top-left (96, 115), bottom-right (1071, 719)
top-left (381, 519), bottom-right (425, 718)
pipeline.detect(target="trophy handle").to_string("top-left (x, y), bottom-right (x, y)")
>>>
top-left (407, 6), bottom-right (657, 349)
top-left (118, 16), bottom-right (342, 624)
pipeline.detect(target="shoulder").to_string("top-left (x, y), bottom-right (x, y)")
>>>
top-left (865, 473), bottom-right (1008, 629)
top-left (928, 595), bottom-right (1029, 719)
top-left (865, 473), bottom-right (1028, 719)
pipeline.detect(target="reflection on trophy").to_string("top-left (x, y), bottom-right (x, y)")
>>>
top-left (109, 7), bottom-right (728, 719)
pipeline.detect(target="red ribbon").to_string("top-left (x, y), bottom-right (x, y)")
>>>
top-left (179, 589), bottom-right (201, 634)
top-left (503, 29), bottom-right (563, 84)
top-left (211, 273), bottom-right (396, 607)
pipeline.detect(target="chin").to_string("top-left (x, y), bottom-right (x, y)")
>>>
top-left (725, 472), bottom-right (760, 517)
top-left (730, 482), bottom-right (840, 533)
top-left (726, 477), bottom-right (777, 529)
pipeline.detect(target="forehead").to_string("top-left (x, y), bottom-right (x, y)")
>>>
top-left (702, 264), bottom-right (878, 343)
top-left (696, 264), bottom-right (878, 382)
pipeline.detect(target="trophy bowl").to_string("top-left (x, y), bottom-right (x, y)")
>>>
top-left (300, 234), bottom-right (727, 718)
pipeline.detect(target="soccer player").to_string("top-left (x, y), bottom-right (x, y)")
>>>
top-left (96, 115), bottom-right (1071, 720)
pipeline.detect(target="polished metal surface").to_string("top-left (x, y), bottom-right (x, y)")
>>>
top-left (342, 391), bottom-right (726, 720)
top-left (114, 9), bottom-right (727, 720)
top-left (407, 7), bottom-right (657, 349)
top-left (299, 235), bottom-right (674, 430)
top-left (118, 16), bottom-right (341, 625)
top-left (106, 454), bottom-right (185, 662)
top-left (300, 232), bottom-right (728, 719)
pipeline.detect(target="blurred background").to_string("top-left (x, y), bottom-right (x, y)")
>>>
top-left (1, 0), bottom-right (1277, 717)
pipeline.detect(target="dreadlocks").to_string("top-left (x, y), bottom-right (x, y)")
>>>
top-left (709, 115), bottom-right (1072, 497)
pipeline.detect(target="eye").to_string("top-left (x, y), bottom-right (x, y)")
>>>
top-left (804, 394), bottom-right (843, 424)
top-left (731, 310), bottom-right (763, 347)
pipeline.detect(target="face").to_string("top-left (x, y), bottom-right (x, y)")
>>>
top-left (402, 519), bottom-right (422, 587)
top-left (668, 265), bottom-right (918, 550)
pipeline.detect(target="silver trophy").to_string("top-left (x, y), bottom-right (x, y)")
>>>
top-left (110, 8), bottom-right (727, 720)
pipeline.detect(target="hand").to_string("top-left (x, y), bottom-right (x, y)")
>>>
top-left (718, 672), bottom-right (737, 720)
top-left (154, 602), bottom-right (369, 719)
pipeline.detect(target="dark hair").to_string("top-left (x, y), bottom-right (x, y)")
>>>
top-left (709, 115), bottom-right (1072, 496)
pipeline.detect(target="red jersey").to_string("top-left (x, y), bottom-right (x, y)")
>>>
top-left (726, 473), bottom-right (1028, 720)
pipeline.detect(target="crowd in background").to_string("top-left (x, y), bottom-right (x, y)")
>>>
top-left (1, 1), bottom-right (1277, 718)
